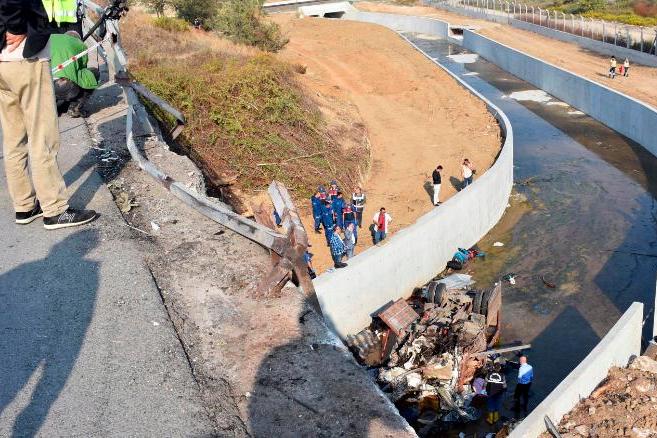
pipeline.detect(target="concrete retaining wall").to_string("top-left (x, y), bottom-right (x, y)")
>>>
top-left (508, 18), bottom-right (657, 68)
top-left (463, 30), bottom-right (657, 158)
top-left (509, 302), bottom-right (644, 437)
top-left (314, 12), bottom-right (513, 339)
top-left (343, 10), bottom-right (450, 38)
top-left (430, 2), bottom-right (657, 67)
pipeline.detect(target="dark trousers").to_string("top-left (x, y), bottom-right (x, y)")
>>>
top-left (355, 210), bottom-right (363, 228)
top-left (313, 215), bottom-right (322, 231)
top-left (514, 382), bottom-right (531, 412)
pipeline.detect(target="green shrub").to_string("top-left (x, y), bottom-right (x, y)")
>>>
top-left (173, 0), bottom-right (220, 24)
top-left (152, 16), bottom-right (190, 32)
top-left (211, 0), bottom-right (288, 52)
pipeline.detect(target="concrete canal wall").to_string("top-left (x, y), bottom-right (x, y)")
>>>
top-left (314, 11), bottom-right (514, 339)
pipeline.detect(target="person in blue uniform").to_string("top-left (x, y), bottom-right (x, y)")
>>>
top-left (311, 190), bottom-right (323, 233)
top-left (332, 191), bottom-right (345, 228)
top-left (321, 199), bottom-right (334, 245)
top-left (342, 203), bottom-right (358, 242)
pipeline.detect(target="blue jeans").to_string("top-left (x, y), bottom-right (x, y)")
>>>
top-left (463, 176), bottom-right (473, 188)
top-left (313, 215), bottom-right (322, 231)
top-left (324, 227), bottom-right (333, 244)
top-left (332, 252), bottom-right (344, 265)
top-left (487, 393), bottom-right (503, 412)
top-left (374, 231), bottom-right (386, 244)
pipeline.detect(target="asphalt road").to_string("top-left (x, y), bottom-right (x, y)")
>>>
top-left (0, 114), bottom-right (214, 436)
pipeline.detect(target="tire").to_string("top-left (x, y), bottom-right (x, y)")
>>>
top-left (427, 281), bottom-right (438, 303)
top-left (473, 290), bottom-right (483, 314)
top-left (480, 288), bottom-right (492, 317)
top-left (434, 283), bottom-right (447, 305)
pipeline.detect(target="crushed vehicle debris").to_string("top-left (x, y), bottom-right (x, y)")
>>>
top-left (347, 255), bottom-right (521, 435)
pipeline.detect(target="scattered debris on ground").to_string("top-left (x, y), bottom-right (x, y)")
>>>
top-left (346, 249), bottom-right (516, 435)
top-left (543, 354), bottom-right (657, 438)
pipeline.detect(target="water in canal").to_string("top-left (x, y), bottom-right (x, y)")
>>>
top-left (404, 33), bottom-right (657, 410)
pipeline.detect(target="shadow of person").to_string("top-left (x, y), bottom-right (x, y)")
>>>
top-left (423, 181), bottom-right (434, 202)
top-left (449, 176), bottom-right (462, 192)
top-left (248, 298), bottom-right (411, 438)
top-left (0, 230), bottom-right (100, 437)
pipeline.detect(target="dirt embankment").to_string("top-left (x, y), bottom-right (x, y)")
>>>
top-left (357, 1), bottom-right (657, 110)
top-left (273, 15), bottom-right (501, 271)
top-left (541, 355), bottom-right (657, 438)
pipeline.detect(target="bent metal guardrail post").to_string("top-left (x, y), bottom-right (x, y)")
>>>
top-left (82, 0), bottom-right (316, 300)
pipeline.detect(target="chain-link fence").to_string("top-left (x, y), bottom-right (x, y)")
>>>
top-left (429, 0), bottom-right (657, 56)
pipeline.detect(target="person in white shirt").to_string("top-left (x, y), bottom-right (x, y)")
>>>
top-left (372, 207), bottom-right (392, 244)
top-left (623, 58), bottom-right (630, 77)
top-left (462, 158), bottom-right (475, 189)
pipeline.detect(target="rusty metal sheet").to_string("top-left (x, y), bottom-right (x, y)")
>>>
top-left (378, 299), bottom-right (419, 336)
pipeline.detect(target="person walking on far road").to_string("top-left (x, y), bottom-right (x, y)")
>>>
top-left (372, 207), bottom-right (392, 244)
top-left (329, 226), bottom-right (347, 268)
top-left (352, 186), bottom-right (366, 228)
top-left (0, 1), bottom-right (97, 230)
top-left (432, 164), bottom-right (443, 206)
top-left (513, 355), bottom-right (534, 414)
top-left (311, 190), bottom-right (323, 234)
top-left (462, 159), bottom-right (475, 189)
top-left (623, 58), bottom-right (630, 77)
top-left (344, 222), bottom-right (356, 259)
top-left (609, 56), bottom-right (617, 79)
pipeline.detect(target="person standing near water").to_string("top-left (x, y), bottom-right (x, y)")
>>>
top-left (623, 58), bottom-right (630, 77)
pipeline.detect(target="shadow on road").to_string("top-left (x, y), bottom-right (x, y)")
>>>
top-left (248, 299), bottom-right (409, 438)
top-left (0, 230), bottom-right (99, 437)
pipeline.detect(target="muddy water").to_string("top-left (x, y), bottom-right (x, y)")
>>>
top-left (406, 34), bottom-right (657, 408)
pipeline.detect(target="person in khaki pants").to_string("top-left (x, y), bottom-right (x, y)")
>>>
top-left (0, 0), bottom-right (96, 229)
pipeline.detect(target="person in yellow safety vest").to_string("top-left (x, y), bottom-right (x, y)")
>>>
top-left (42, 0), bottom-right (83, 36)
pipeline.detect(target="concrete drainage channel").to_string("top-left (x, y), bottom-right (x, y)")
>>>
top-left (295, 3), bottom-right (657, 436)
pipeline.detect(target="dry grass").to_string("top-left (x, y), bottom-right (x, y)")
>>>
top-left (119, 11), bottom-right (367, 208)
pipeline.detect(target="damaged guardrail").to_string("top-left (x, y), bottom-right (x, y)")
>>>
top-left (82, 0), bottom-right (316, 299)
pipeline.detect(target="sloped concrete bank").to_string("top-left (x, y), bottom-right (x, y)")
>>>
top-left (463, 30), bottom-right (657, 158)
top-left (314, 11), bottom-right (514, 339)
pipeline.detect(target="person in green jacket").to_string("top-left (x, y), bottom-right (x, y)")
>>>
top-left (51, 31), bottom-right (99, 117)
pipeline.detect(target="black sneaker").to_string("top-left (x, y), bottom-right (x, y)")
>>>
top-left (16, 202), bottom-right (43, 225)
top-left (43, 208), bottom-right (98, 230)
top-left (334, 262), bottom-right (348, 269)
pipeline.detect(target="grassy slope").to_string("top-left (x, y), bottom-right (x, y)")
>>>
top-left (516, 0), bottom-right (657, 25)
top-left (120, 11), bottom-right (367, 210)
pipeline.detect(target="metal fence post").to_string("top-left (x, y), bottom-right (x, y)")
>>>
top-left (538, 7), bottom-right (542, 26)
top-left (580, 15), bottom-right (584, 37)
top-left (614, 23), bottom-right (618, 46)
top-left (602, 21), bottom-right (606, 43)
top-left (570, 13), bottom-right (575, 33)
top-left (531, 6), bottom-right (535, 24)
top-left (640, 27), bottom-right (644, 52)
top-left (626, 27), bottom-right (630, 49)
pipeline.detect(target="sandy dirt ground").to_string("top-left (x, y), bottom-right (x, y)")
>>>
top-left (357, 1), bottom-right (657, 109)
top-left (273, 14), bottom-right (501, 272)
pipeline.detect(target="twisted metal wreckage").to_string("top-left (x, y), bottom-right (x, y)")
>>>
top-left (82, 0), bottom-right (316, 300)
